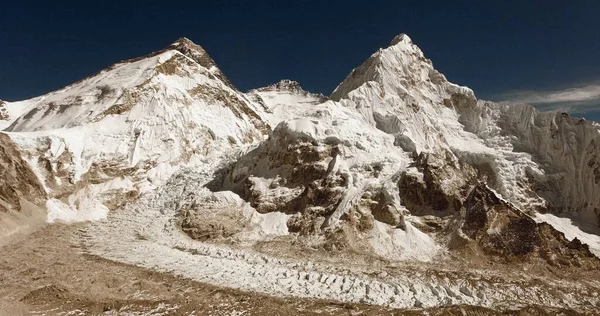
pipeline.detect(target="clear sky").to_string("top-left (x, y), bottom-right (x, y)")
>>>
top-left (2, 0), bottom-right (599, 121)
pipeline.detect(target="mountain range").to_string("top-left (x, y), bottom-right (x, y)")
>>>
top-left (1, 34), bottom-right (600, 313)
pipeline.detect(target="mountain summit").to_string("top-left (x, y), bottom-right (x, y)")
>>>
top-left (168, 36), bottom-right (218, 68)
top-left (389, 33), bottom-right (412, 46)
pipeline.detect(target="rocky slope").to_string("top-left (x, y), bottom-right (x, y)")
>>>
top-left (1, 34), bottom-right (600, 312)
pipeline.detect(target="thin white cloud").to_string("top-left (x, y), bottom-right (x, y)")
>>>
top-left (495, 83), bottom-right (600, 114)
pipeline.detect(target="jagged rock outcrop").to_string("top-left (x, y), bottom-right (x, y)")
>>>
top-left (220, 119), bottom-right (345, 227)
top-left (452, 184), bottom-right (599, 269)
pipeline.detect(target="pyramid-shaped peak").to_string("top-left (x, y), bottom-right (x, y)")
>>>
top-left (168, 37), bottom-right (208, 54)
top-left (389, 33), bottom-right (412, 46)
top-left (171, 37), bottom-right (195, 45)
top-left (330, 33), bottom-right (437, 101)
top-left (164, 36), bottom-right (220, 70)
top-left (169, 37), bottom-right (203, 50)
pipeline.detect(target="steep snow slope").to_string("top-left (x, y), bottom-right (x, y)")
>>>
top-left (458, 102), bottom-right (600, 227)
top-left (0, 99), bottom-right (36, 130)
top-left (0, 37), bottom-right (269, 222)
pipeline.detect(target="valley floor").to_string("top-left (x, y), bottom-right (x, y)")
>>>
top-left (0, 223), bottom-right (596, 316)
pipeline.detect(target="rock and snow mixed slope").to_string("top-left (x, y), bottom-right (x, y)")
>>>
top-left (2, 34), bottom-right (600, 311)
top-left (0, 37), bottom-right (269, 222)
top-left (210, 34), bottom-right (600, 261)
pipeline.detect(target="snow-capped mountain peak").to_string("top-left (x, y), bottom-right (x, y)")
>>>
top-left (389, 32), bottom-right (412, 46)
top-left (166, 37), bottom-right (235, 88)
top-left (0, 36), bottom-right (271, 222)
top-left (168, 36), bottom-right (217, 68)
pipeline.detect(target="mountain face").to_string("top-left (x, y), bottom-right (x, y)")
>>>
top-left (2, 34), bottom-right (600, 311)
top-left (0, 37), bottom-right (269, 222)
top-left (213, 34), bottom-right (600, 262)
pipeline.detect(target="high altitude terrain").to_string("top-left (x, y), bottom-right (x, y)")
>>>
top-left (1, 34), bottom-right (600, 315)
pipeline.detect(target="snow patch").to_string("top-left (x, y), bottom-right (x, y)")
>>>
top-left (369, 221), bottom-right (441, 262)
top-left (46, 199), bottom-right (108, 223)
top-left (243, 211), bottom-right (290, 239)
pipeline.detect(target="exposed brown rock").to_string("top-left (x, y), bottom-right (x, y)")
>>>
top-left (398, 152), bottom-right (468, 216)
top-left (455, 184), bottom-right (600, 268)
top-left (0, 133), bottom-right (47, 212)
top-left (368, 189), bottom-right (404, 227)
top-left (180, 206), bottom-right (245, 242)
top-left (0, 100), bottom-right (8, 121)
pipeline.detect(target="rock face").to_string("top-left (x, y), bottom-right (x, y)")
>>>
top-left (221, 120), bottom-right (345, 234)
top-left (0, 133), bottom-right (46, 213)
top-left (453, 184), bottom-right (597, 268)
top-left (0, 100), bottom-right (8, 121)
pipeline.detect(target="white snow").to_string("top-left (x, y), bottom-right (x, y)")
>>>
top-left (0, 99), bottom-right (38, 130)
top-left (369, 221), bottom-right (441, 262)
top-left (46, 198), bottom-right (108, 223)
top-left (246, 79), bottom-right (326, 127)
top-left (243, 211), bottom-right (290, 239)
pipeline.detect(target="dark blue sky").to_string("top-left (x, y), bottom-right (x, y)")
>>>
top-left (2, 0), bottom-right (600, 119)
